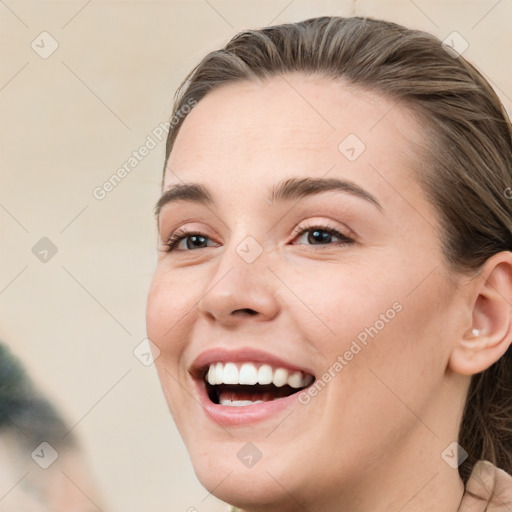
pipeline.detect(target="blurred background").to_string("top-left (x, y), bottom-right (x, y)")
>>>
top-left (1, 1), bottom-right (511, 511)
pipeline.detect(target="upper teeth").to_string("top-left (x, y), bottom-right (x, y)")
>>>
top-left (205, 362), bottom-right (313, 389)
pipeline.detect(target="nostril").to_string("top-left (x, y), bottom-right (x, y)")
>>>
top-left (233, 308), bottom-right (257, 316)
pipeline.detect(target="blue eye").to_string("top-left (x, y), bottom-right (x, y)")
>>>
top-left (164, 229), bottom-right (216, 252)
top-left (162, 223), bottom-right (354, 253)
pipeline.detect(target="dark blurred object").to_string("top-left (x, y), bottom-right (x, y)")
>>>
top-left (0, 342), bottom-right (103, 512)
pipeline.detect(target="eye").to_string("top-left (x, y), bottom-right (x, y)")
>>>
top-left (291, 223), bottom-right (355, 248)
top-left (162, 227), bottom-right (217, 252)
top-left (161, 222), bottom-right (355, 254)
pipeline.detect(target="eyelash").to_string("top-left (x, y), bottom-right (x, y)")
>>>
top-left (162, 222), bottom-right (355, 253)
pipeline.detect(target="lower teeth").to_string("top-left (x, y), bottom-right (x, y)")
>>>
top-left (210, 384), bottom-right (308, 406)
top-left (219, 398), bottom-right (266, 407)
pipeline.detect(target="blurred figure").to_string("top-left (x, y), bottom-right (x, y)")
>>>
top-left (0, 343), bottom-right (103, 512)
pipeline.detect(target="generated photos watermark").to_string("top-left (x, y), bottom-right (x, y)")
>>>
top-left (92, 97), bottom-right (197, 200)
top-left (298, 301), bottom-right (403, 405)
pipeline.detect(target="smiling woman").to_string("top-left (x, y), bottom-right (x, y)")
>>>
top-left (145, 16), bottom-right (512, 512)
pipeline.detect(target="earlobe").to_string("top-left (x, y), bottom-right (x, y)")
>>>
top-left (448, 253), bottom-right (512, 376)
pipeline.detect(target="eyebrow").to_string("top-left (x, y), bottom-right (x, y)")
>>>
top-left (154, 177), bottom-right (383, 220)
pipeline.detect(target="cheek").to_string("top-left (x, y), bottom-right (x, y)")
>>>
top-left (277, 259), bottom-right (402, 347)
top-left (286, 260), bottom-right (448, 404)
top-left (323, 273), bottom-right (450, 425)
top-left (146, 268), bottom-right (196, 352)
top-left (153, 360), bottom-right (181, 420)
top-left (146, 268), bottom-right (203, 416)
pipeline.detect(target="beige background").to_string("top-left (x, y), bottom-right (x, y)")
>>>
top-left (1, 1), bottom-right (510, 511)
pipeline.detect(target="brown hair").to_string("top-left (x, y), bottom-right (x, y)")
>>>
top-left (162, 16), bottom-right (512, 483)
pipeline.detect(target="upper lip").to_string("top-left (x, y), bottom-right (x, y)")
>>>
top-left (189, 347), bottom-right (315, 380)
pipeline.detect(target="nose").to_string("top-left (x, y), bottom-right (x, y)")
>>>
top-left (196, 240), bottom-right (280, 326)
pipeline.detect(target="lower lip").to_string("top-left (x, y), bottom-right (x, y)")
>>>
top-left (193, 378), bottom-right (305, 427)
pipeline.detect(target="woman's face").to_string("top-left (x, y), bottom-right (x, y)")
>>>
top-left (146, 74), bottom-right (468, 510)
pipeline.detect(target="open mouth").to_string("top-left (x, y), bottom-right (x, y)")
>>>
top-left (203, 362), bottom-right (315, 407)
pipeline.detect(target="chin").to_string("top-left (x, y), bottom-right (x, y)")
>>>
top-left (191, 449), bottom-right (295, 510)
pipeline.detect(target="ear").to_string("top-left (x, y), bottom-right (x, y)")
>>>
top-left (448, 251), bottom-right (512, 376)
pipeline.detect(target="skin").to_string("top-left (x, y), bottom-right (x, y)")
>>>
top-left (146, 73), bottom-right (512, 512)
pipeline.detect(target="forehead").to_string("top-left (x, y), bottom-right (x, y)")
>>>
top-left (164, 74), bottom-right (426, 210)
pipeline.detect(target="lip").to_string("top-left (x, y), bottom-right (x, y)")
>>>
top-left (189, 347), bottom-right (315, 427)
